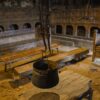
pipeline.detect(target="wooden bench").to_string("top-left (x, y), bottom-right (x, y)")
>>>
top-left (0, 43), bottom-right (59, 71)
top-left (47, 48), bottom-right (89, 69)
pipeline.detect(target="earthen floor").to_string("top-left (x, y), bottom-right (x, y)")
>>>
top-left (0, 57), bottom-right (100, 100)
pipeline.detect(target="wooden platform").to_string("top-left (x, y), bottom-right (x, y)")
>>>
top-left (19, 70), bottom-right (91, 100)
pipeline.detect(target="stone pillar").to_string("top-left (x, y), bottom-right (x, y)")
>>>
top-left (54, 25), bottom-right (56, 34)
top-left (73, 25), bottom-right (77, 37)
top-left (86, 26), bottom-right (90, 38)
top-left (62, 24), bottom-right (66, 35)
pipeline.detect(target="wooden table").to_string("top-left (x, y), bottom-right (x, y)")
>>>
top-left (19, 70), bottom-right (92, 100)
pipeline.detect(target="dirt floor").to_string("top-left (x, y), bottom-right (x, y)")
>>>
top-left (0, 56), bottom-right (100, 100)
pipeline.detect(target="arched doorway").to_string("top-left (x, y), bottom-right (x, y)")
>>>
top-left (35, 22), bottom-right (42, 28)
top-left (0, 25), bottom-right (4, 32)
top-left (56, 25), bottom-right (62, 34)
top-left (66, 25), bottom-right (73, 35)
top-left (10, 24), bottom-right (19, 30)
top-left (90, 27), bottom-right (100, 38)
top-left (77, 26), bottom-right (86, 37)
top-left (23, 23), bottom-right (32, 29)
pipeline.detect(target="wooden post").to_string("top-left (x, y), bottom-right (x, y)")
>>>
top-left (92, 29), bottom-right (98, 62)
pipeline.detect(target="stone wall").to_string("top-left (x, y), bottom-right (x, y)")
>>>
top-left (0, 0), bottom-right (100, 49)
top-left (50, 7), bottom-right (100, 49)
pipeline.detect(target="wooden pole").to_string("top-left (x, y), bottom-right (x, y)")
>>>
top-left (92, 29), bottom-right (97, 62)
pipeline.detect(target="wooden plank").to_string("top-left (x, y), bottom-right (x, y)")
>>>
top-left (0, 43), bottom-right (59, 62)
top-left (95, 53), bottom-right (100, 58)
top-left (96, 46), bottom-right (100, 50)
top-left (19, 70), bottom-right (91, 100)
top-left (11, 53), bottom-right (43, 67)
top-left (47, 48), bottom-right (88, 62)
top-left (14, 63), bottom-right (33, 76)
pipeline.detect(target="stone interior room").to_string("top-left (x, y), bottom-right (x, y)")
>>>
top-left (0, 0), bottom-right (100, 100)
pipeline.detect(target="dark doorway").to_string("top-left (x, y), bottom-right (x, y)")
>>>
top-left (56, 25), bottom-right (62, 34)
top-left (77, 26), bottom-right (86, 37)
top-left (10, 24), bottom-right (19, 30)
top-left (23, 23), bottom-right (32, 29)
top-left (66, 25), bottom-right (73, 35)
top-left (35, 22), bottom-right (42, 28)
top-left (90, 27), bottom-right (100, 38)
top-left (0, 25), bottom-right (4, 32)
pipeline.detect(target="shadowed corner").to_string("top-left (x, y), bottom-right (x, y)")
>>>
top-left (29, 92), bottom-right (60, 100)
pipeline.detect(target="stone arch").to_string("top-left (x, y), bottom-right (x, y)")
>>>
top-left (0, 25), bottom-right (4, 32)
top-left (56, 25), bottom-right (62, 34)
top-left (77, 26), bottom-right (86, 37)
top-left (23, 23), bottom-right (32, 29)
top-left (35, 22), bottom-right (42, 28)
top-left (9, 24), bottom-right (19, 30)
top-left (66, 25), bottom-right (73, 35)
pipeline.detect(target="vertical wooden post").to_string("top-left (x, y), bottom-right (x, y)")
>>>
top-left (92, 29), bottom-right (97, 62)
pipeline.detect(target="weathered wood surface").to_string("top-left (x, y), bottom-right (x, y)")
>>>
top-left (93, 46), bottom-right (100, 59)
top-left (14, 63), bottom-right (33, 76)
top-left (96, 46), bottom-right (100, 51)
top-left (0, 43), bottom-right (59, 62)
top-left (19, 70), bottom-right (91, 100)
top-left (47, 48), bottom-right (88, 62)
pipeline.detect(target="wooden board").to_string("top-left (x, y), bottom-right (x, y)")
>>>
top-left (0, 43), bottom-right (59, 62)
top-left (14, 63), bottom-right (33, 76)
top-left (19, 70), bottom-right (91, 100)
top-left (47, 48), bottom-right (88, 62)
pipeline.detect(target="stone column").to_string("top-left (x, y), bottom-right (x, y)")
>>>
top-left (73, 25), bottom-right (77, 37)
top-left (62, 24), bottom-right (66, 35)
top-left (86, 26), bottom-right (91, 38)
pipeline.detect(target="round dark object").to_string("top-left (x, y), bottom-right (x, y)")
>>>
top-left (32, 60), bottom-right (59, 88)
top-left (29, 92), bottom-right (60, 100)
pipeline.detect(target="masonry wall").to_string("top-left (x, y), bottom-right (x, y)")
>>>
top-left (50, 7), bottom-right (100, 49)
